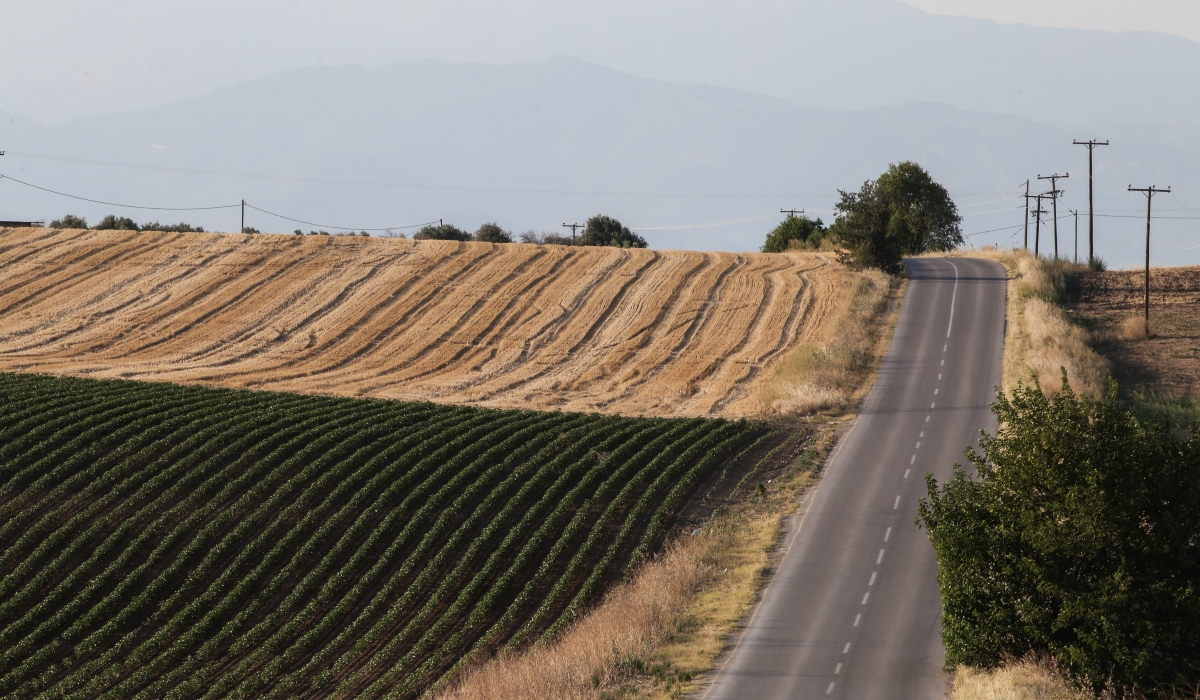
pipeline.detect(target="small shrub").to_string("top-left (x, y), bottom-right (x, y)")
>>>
top-left (475, 223), bottom-right (513, 243)
top-left (49, 214), bottom-right (89, 229)
top-left (241, 226), bottom-right (261, 234)
top-left (1088, 255), bottom-right (1108, 272)
top-left (95, 215), bottom-right (140, 231)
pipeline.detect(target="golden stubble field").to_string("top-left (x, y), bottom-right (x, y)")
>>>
top-left (0, 227), bottom-right (857, 417)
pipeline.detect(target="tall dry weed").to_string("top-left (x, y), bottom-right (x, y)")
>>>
top-left (954, 661), bottom-right (1095, 700)
top-left (763, 269), bottom-right (893, 415)
top-left (1118, 315), bottom-right (1151, 341)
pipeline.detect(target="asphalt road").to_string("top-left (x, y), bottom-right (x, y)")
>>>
top-left (704, 257), bottom-right (1007, 700)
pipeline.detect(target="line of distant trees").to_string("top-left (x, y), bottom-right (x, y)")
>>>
top-left (415, 215), bottom-right (648, 249)
top-left (44, 213), bottom-right (649, 249)
top-left (761, 161), bottom-right (964, 273)
top-left (49, 214), bottom-right (207, 233)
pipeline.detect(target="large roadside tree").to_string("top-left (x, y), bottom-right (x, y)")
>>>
top-left (918, 375), bottom-right (1200, 695)
top-left (414, 222), bottom-right (472, 241)
top-left (830, 162), bottom-right (962, 273)
top-left (761, 215), bottom-right (826, 253)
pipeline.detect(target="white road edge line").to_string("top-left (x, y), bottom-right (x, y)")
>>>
top-left (946, 259), bottom-right (959, 338)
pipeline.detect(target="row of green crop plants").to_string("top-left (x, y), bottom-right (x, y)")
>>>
top-left (0, 373), bottom-right (768, 699)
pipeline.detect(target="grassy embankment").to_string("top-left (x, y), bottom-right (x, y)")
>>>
top-left (440, 267), bottom-right (898, 700)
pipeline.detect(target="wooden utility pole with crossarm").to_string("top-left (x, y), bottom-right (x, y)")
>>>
top-left (1074, 139), bottom-right (1109, 263)
top-left (1127, 184), bottom-right (1171, 325)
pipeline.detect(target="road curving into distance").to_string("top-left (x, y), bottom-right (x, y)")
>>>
top-left (704, 257), bottom-right (1007, 700)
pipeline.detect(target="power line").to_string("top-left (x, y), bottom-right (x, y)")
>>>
top-left (1128, 184), bottom-right (1171, 324)
top-left (0, 173), bottom-right (239, 211)
top-left (243, 204), bottom-right (436, 232)
top-left (1074, 139), bottom-right (1109, 262)
top-left (1037, 172), bottom-right (1068, 258)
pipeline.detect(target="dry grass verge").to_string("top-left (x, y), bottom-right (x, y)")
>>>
top-left (953, 661), bottom-right (1094, 700)
top-left (948, 248), bottom-right (1107, 398)
top-left (758, 268), bottom-right (895, 414)
top-left (439, 427), bottom-right (839, 700)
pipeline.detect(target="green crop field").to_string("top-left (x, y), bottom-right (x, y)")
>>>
top-left (0, 373), bottom-right (774, 699)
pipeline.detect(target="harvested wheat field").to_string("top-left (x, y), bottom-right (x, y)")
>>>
top-left (1068, 266), bottom-right (1200, 401)
top-left (0, 227), bottom-right (856, 417)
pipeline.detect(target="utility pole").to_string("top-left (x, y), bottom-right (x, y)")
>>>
top-left (1022, 180), bottom-right (1030, 250)
top-left (1074, 140), bottom-right (1109, 262)
top-left (1070, 209), bottom-right (1079, 264)
top-left (780, 208), bottom-right (805, 218)
top-left (1037, 173), bottom-right (1068, 259)
top-left (241, 200), bottom-right (245, 233)
top-left (562, 222), bottom-right (585, 241)
top-left (1032, 194), bottom-right (1048, 256)
top-left (1127, 185), bottom-right (1171, 325)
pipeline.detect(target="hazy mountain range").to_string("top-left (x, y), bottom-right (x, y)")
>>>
top-left (2, 54), bottom-right (1198, 266)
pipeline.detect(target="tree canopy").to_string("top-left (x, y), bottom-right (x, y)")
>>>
top-left (761, 215), bottom-right (826, 253)
top-left (829, 161), bottom-right (962, 273)
top-left (919, 374), bottom-right (1200, 695)
top-left (474, 222), bottom-right (513, 243)
top-left (414, 223), bottom-right (472, 242)
top-left (579, 215), bottom-right (648, 248)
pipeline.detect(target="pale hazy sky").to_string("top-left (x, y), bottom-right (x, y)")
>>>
top-left (1, 0), bottom-right (1198, 124)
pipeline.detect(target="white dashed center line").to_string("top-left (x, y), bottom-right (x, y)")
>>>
top-left (910, 455), bottom-right (916, 464)
top-left (915, 441), bottom-right (921, 448)
top-left (938, 373), bottom-right (942, 380)
top-left (835, 662), bottom-right (843, 674)
top-left (862, 592), bottom-right (870, 604)
top-left (904, 468), bottom-right (911, 478)
top-left (877, 549), bottom-right (885, 565)
top-left (884, 527), bottom-right (892, 542)
top-left (919, 431), bottom-right (924, 437)
top-left (843, 642), bottom-right (851, 653)
top-left (827, 681), bottom-right (836, 694)
top-left (854, 613), bottom-right (862, 626)
top-left (869, 571), bottom-right (877, 585)
top-left (893, 496), bottom-right (900, 509)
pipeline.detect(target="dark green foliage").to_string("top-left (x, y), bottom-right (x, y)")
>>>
top-left (761, 215), bottom-right (826, 253)
top-left (830, 161), bottom-right (962, 273)
top-left (414, 223), bottom-right (472, 241)
top-left (0, 373), bottom-right (764, 698)
top-left (142, 221), bottom-right (205, 233)
top-left (241, 226), bottom-right (261, 234)
top-left (579, 215), bottom-right (648, 248)
top-left (474, 222), bottom-right (512, 243)
top-left (48, 214), bottom-right (88, 229)
top-left (918, 374), bottom-right (1200, 695)
top-left (1089, 255), bottom-right (1108, 272)
top-left (95, 215), bottom-right (140, 231)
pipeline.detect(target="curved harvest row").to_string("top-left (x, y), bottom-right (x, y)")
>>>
top-left (0, 228), bottom-right (844, 417)
top-left (0, 372), bottom-right (768, 698)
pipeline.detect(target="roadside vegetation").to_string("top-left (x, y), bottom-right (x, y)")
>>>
top-left (924, 252), bottom-right (1200, 699)
top-left (921, 377), bottom-right (1200, 697)
top-left (0, 372), bottom-right (770, 698)
top-left (762, 161), bottom-right (964, 273)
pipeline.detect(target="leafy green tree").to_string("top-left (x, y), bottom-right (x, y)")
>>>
top-left (48, 214), bottom-right (88, 229)
top-left (579, 215), bottom-right (648, 248)
top-left (919, 374), bottom-right (1200, 695)
top-left (414, 223), bottom-right (471, 241)
top-left (761, 215), bottom-right (826, 252)
top-left (474, 222), bottom-right (513, 243)
top-left (830, 162), bottom-right (962, 273)
top-left (95, 215), bottom-right (140, 231)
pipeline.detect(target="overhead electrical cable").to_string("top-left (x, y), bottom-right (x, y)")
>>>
top-left (242, 204), bottom-right (436, 232)
top-left (0, 173), bottom-right (239, 211)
